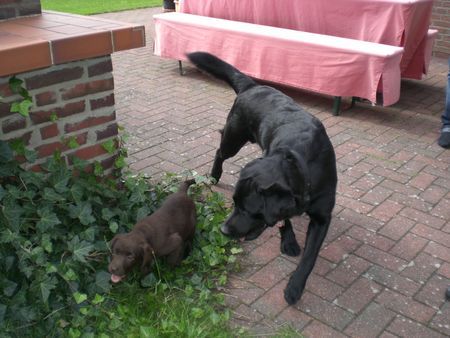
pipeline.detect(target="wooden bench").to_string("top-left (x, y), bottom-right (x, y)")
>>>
top-left (153, 12), bottom-right (404, 115)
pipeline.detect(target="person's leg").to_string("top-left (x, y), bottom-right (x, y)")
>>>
top-left (438, 58), bottom-right (450, 148)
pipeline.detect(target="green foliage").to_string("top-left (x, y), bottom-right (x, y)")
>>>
top-left (0, 140), bottom-right (238, 336)
top-left (41, 0), bottom-right (161, 15)
top-left (8, 76), bottom-right (32, 117)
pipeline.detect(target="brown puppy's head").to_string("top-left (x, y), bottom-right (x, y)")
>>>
top-left (108, 233), bottom-right (154, 283)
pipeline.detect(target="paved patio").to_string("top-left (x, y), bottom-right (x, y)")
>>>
top-left (99, 8), bottom-right (450, 337)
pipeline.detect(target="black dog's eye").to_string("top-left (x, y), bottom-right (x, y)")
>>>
top-left (127, 254), bottom-right (134, 260)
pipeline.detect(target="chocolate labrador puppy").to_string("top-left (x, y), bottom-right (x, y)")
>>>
top-left (108, 179), bottom-right (196, 283)
top-left (187, 52), bottom-right (337, 305)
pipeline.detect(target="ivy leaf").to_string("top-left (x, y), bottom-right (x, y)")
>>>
top-left (101, 208), bottom-right (115, 221)
top-left (8, 76), bottom-right (23, 93)
top-left (140, 273), bottom-right (158, 288)
top-left (0, 140), bottom-right (13, 163)
top-left (10, 99), bottom-right (32, 117)
top-left (0, 186), bottom-right (5, 201)
top-left (70, 184), bottom-right (84, 203)
top-left (109, 221), bottom-right (118, 233)
top-left (40, 277), bottom-right (57, 305)
top-left (3, 279), bottom-right (18, 297)
top-left (0, 303), bottom-right (6, 326)
top-left (43, 187), bottom-right (65, 202)
top-left (37, 208), bottom-right (61, 232)
top-left (50, 168), bottom-right (70, 193)
top-left (2, 197), bottom-right (24, 230)
top-left (73, 292), bottom-right (87, 305)
top-left (101, 139), bottom-right (115, 154)
top-left (95, 271), bottom-right (111, 293)
top-left (69, 236), bottom-right (94, 263)
top-left (69, 202), bottom-right (95, 225)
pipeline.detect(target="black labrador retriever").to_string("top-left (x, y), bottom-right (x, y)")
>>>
top-left (187, 52), bottom-right (337, 305)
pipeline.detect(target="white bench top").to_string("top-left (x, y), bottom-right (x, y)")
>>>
top-left (154, 13), bottom-right (403, 58)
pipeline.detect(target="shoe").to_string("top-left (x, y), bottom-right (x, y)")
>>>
top-left (438, 127), bottom-right (450, 149)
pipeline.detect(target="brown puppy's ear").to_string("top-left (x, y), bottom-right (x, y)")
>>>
top-left (140, 243), bottom-right (154, 274)
top-left (261, 183), bottom-right (296, 226)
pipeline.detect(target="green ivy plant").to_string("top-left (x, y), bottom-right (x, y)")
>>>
top-left (7, 76), bottom-right (33, 117)
top-left (0, 140), bottom-right (239, 337)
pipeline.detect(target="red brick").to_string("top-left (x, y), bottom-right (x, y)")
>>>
top-left (64, 113), bottom-right (116, 133)
top-left (295, 292), bottom-right (354, 330)
top-left (90, 93), bottom-right (115, 110)
top-left (369, 199), bottom-right (404, 223)
top-left (415, 274), bottom-right (448, 309)
top-left (335, 277), bottom-right (381, 314)
top-left (251, 282), bottom-right (288, 317)
top-left (0, 101), bottom-right (13, 118)
top-left (226, 277), bottom-right (264, 306)
top-left (276, 307), bottom-right (312, 332)
top-left (360, 185), bottom-right (393, 206)
top-left (246, 236), bottom-right (282, 265)
top-left (365, 265), bottom-right (421, 297)
top-left (338, 208), bottom-right (384, 231)
top-left (400, 252), bottom-right (442, 284)
top-left (376, 289), bottom-right (435, 323)
top-left (302, 320), bottom-right (347, 338)
top-left (248, 257), bottom-right (296, 290)
top-left (96, 123), bottom-right (118, 141)
top-left (61, 78), bottom-right (114, 100)
top-left (409, 172), bottom-right (437, 190)
top-left (25, 67), bottom-right (84, 90)
top-left (0, 81), bottom-right (13, 97)
top-left (390, 233), bottom-right (428, 260)
top-left (356, 244), bottom-right (407, 271)
top-left (411, 223), bottom-right (450, 247)
top-left (431, 195), bottom-right (450, 221)
top-left (372, 166), bottom-right (409, 183)
top-left (304, 273), bottom-right (343, 301)
top-left (35, 141), bottom-right (64, 158)
top-left (320, 235), bottom-right (361, 263)
top-left (347, 225), bottom-right (395, 251)
top-left (344, 303), bottom-right (396, 338)
top-left (424, 241), bottom-right (450, 262)
top-left (327, 254), bottom-right (371, 287)
top-left (70, 143), bottom-right (109, 161)
top-left (31, 101), bottom-right (86, 124)
top-left (88, 58), bottom-right (113, 77)
top-left (352, 174), bottom-right (384, 191)
top-left (419, 185), bottom-right (447, 204)
top-left (430, 302), bottom-right (450, 336)
top-left (35, 91), bottom-right (57, 107)
top-left (2, 116), bottom-right (26, 133)
top-left (40, 123), bottom-right (59, 140)
top-left (387, 316), bottom-right (445, 338)
top-left (336, 196), bottom-right (374, 214)
top-left (379, 215), bottom-right (416, 241)
top-left (437, 262), bottom-right (450, 279)
top-left (400, 207), bottom-right (446, 229)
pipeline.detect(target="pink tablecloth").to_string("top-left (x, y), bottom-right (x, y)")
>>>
top-left (181, 0), bottom-right (434, 79)
top-left (154, 13), bottom-right (404, 105)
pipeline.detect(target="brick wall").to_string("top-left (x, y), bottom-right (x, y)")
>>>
top-left (0, 0), bottom-right (41, 20)
top-left (0, 56), bottom-right (119, 173)
top-left (431, 0), bottom-right (450, 58)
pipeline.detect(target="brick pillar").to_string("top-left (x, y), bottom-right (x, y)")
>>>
top-left (0, 0), bottom-right (41, 21)
top-left (0, 56), bottom-right (119, 173)
top-left (431, 0), bottom-right (450, 58)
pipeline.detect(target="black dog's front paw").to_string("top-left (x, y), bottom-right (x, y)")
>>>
top-left (284, 283), bottom-right (304, 305)
top-left (281, 238), bottom-right (301, 257)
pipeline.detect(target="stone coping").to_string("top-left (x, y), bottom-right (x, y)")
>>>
top-left (0, 10), bottom-right (146, 77)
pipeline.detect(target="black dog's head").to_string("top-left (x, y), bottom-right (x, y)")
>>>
top-left (221, 150), bottom-right (310, 240)
top-left (108, 233), bottom-right (154, 283)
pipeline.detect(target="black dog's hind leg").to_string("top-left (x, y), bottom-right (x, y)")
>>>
top-left (279, 219), bottom-right (301, 257)
top-left (284, 212), bottom-right (331, 305)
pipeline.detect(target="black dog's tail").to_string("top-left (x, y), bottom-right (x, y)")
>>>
top-left (178, 179), bottom-right (196, 193)
top-left (187, 52), bottom-right (256, 94)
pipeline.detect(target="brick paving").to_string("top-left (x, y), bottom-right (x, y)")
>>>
top-left (99, 8), bottom-right (450, 337)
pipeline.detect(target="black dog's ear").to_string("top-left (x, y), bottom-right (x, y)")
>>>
top-left (261, 183), bottom-right (296, 226)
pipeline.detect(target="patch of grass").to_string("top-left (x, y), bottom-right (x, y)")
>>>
top-left (41, 0), bottom-right (161, 15)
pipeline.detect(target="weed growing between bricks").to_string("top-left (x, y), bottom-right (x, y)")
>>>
top-left (0, 137), bottom-right (246, 337)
